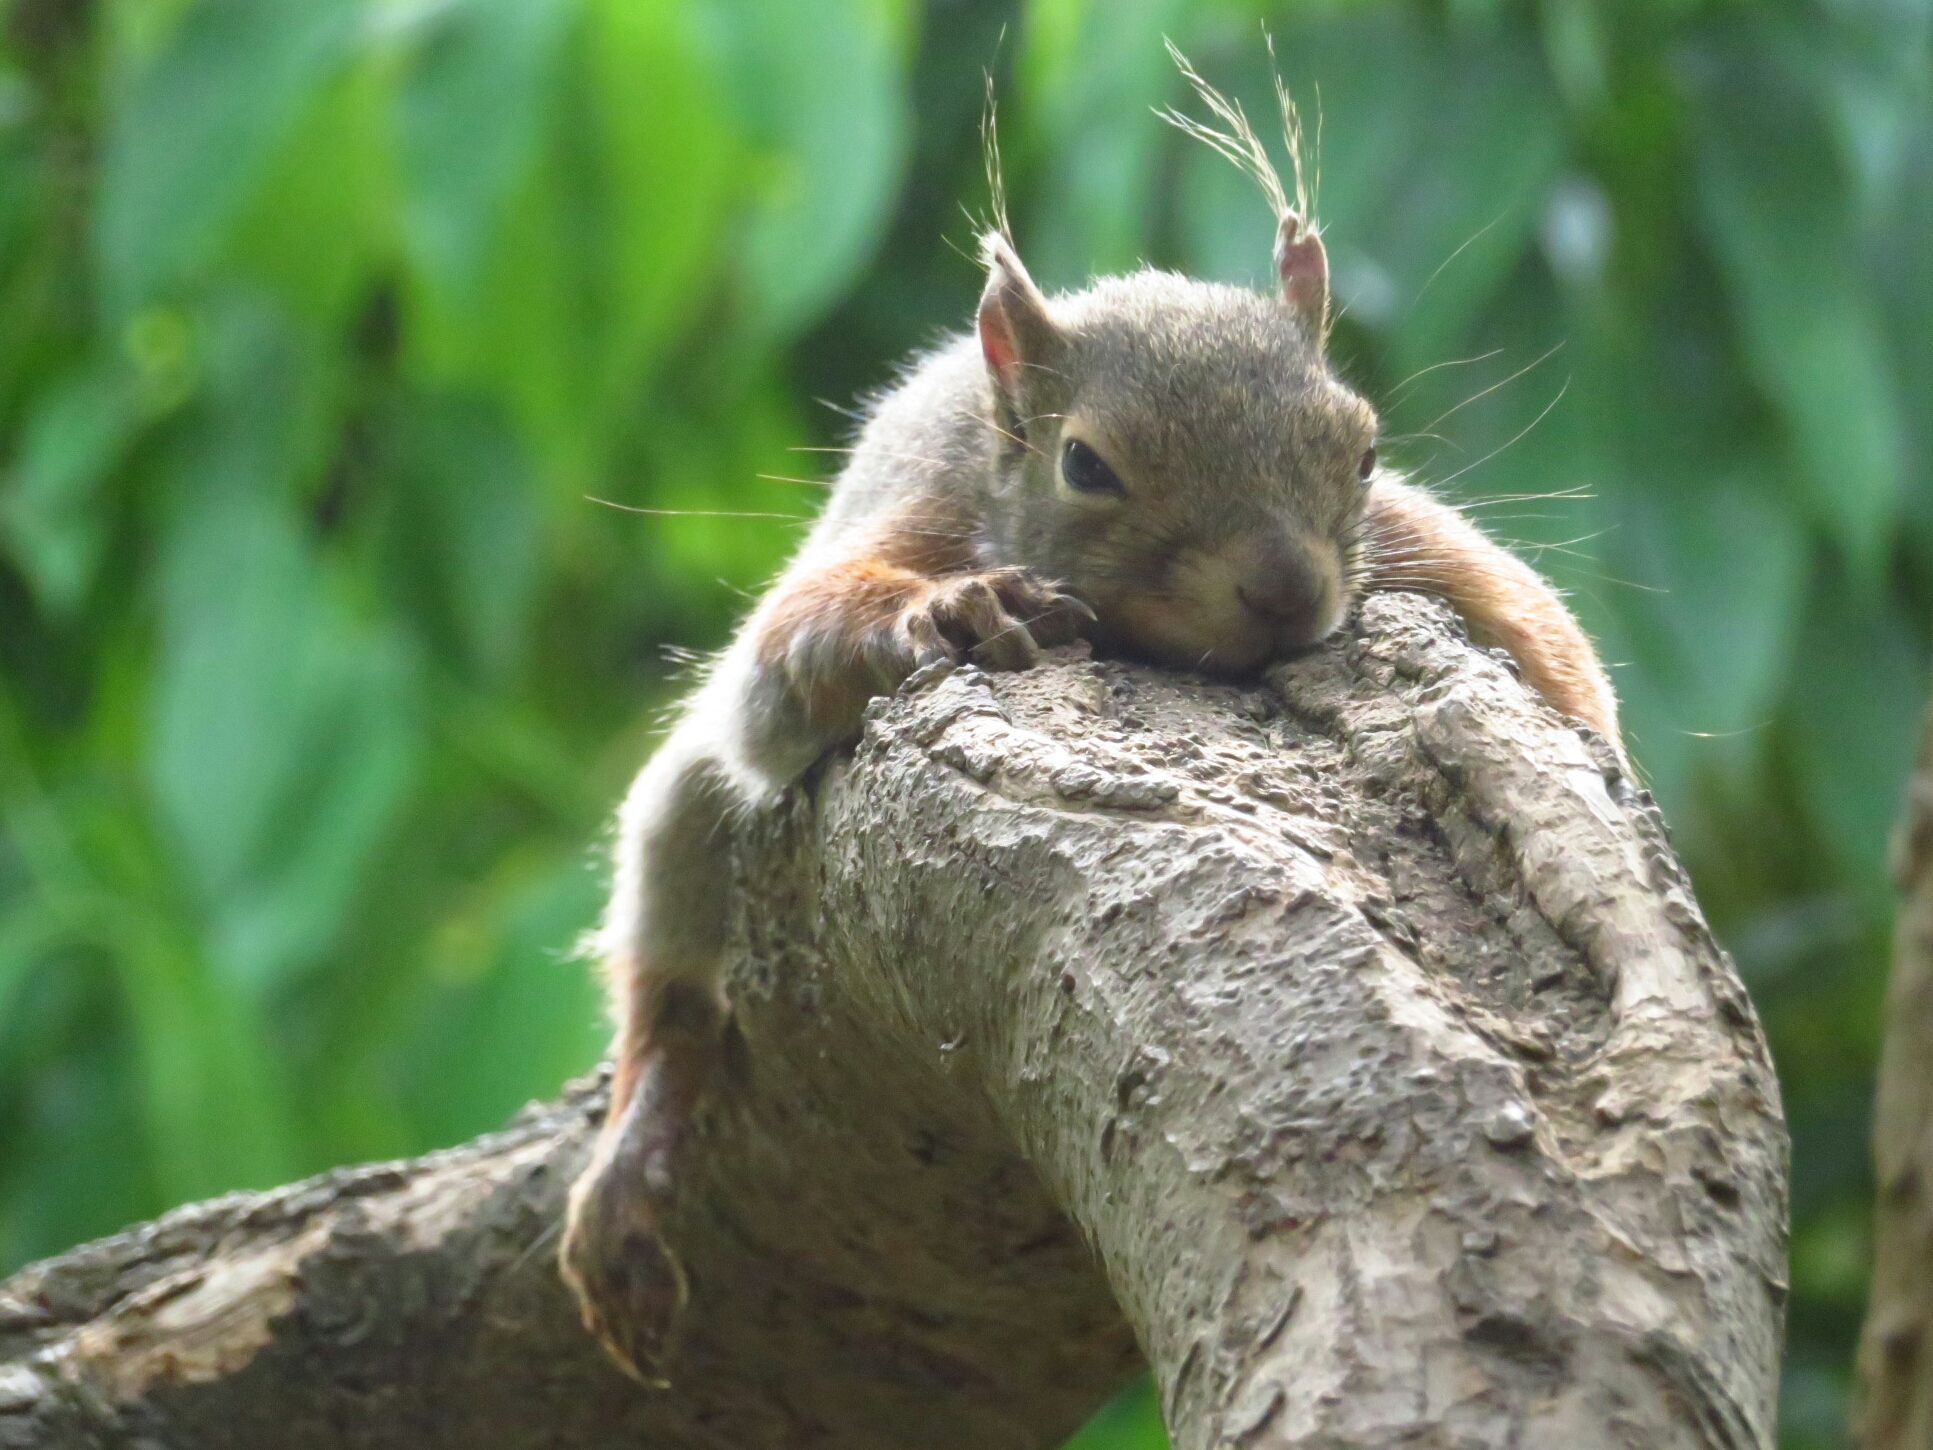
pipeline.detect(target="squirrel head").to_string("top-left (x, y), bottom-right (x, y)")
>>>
top-left (975, 218), bottom-right (1379, 676)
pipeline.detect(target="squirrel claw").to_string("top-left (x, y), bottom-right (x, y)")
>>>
top-left (1028, 586), bottom-right (1094, 647)
top-left (905, 570), bottom-right (1073, 673)
top-left (561, 1022), bottom-right (716, 1381)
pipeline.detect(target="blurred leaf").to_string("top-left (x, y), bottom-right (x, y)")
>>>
top-left (1537, 0), bottom-right (1608, 113)
top-left (0, 942), bottom-right (156, 1269)
top-left (1786, 585), bottom-right (1926, 891)
top-left (1789, 1197), bottom-right (1874, 1307)
top-left (1803, 1), bottom-right (1932, 205)
top-left (149, 301), bottom-right (420, 995)
top-left (153, 476), bottom-right (421, 996)
top-left (384, 392), bottom-right (541, 682)
top-left (1875, 107), bottom-right (1933, 549)
top-left (408, 158), bottom-right (579, 480)
top-left (635, 372), bottom-right (815, 600)
top-left (1238, 14), bottom-right (1565, 357)
top-left (224, 54), bottom-right (393, 328)
top-left (0, 700), bottom-right (296, 1208)
top-left (1021, 0), bottom-right (1190, 286)
top-left (1372, 45), bottom-right (1565, 372)
top-left (1687, 34), bottom-right (1904, 576)
top-left (100, 0), bottom-right (204, 70)
top-left (406, 0), bottom-right (739, 488)
top-left (0, 899), bottom-right (69, 1034)
top-left (95, 0), bottom-right (357, 314)
top-left (0, 365), bottom-right (139, 615)
top-left (1610, 470), bottom-right (1808, 742)
top-left (114, 931), bottom-right (295, 1203)
top-left (1175, 140), bottom-right (1277, 293)
top-left (706, 0), bottom-right (915, 337)
top-left (399, 850), bottom-right (605, 1148)
top-left (396, 0), bottom-right (573, 303)
top-left (1062, 1374), bottom-right (1168, 1450)
top-left (1782, 1364), bottom-right (1854, 1450)
top-left (1181, 13), bottom-right (1432, 321)
top-left (580, 0), bottom-right (737, 418)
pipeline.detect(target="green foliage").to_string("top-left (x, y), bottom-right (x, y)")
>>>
top-left (0, 1), bottom-right (1927, 1446)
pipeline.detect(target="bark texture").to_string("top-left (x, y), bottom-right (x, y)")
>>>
top-left (1856, 695), bottom-right (1933, 1448)
top-left (0, 595), bottom-right (1788, 1449)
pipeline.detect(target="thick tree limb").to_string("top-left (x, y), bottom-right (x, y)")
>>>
top-left (1856, 695), bottom-right (1933, 1448)
top-left (0, 595), bottom-right (1787, 1449)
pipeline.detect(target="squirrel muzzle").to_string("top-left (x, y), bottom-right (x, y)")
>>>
top-left (1231, 531), bottom-right (1343, 651)
top-left (1095, 527), bottom-right (1348, 676)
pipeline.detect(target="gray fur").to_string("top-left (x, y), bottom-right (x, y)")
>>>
top-left (597, 257), bottom-right (1376, 1002)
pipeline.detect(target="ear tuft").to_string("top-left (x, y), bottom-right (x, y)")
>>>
top-left (1274, 211), bottom-right (1330, 337)
top-left (977, 232), bottom-right (1061, 401)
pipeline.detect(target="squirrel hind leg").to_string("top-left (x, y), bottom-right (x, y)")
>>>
top-left (561, 980), bottom-right (724, 1380)
top-left (563, 736), bottom-right (739, 1378)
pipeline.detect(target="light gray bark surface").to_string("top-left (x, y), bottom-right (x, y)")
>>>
top-left (0, 595), bottom-right (1788, 1449)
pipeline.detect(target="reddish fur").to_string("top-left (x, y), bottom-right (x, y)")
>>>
top-left (753, 555), bottom-right (938, 733)
top-left (1364, 479), bottom-right (1621, 750)
top-left (754, 555), bottom-right (932, 657)
top-left (750, 506), bottom-right (981, 738)
top-left (608, 1041), bottom-right (643, 1130)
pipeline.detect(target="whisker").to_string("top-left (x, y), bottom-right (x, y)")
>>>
top-left (506, 1217), bottom-right (568, 1283)
top-left (1411, 208), bottom-right (1507, 312)
top-left (1014, 359), bottom-right (1072, 384)
top-left (789, 445), bottom-right (953, 469)
top-left (1455, 486), bottom-right (1594, 509)
top-left (1675, 722), bottom-right (1774, 740)
top-left (754, 473), bottom-right (841, 490)
top-left (1387, 348), bottom-right (1505, 403)
top-left (942, 229), bottom-right (980, 269)
top-left (1418, 342), bottom-right (1563, 436)
top-left (1426, 378), bottom-right (1571, 491)
top-left (586, 496), bottom-right (813, 522)
top-left (1515, 528), bottom-right (1610, 554)
top-left (1439, 512), bottom-right (1571, 527)
top-left (985, 417), bottom-right (1046, 459)
top-left (1544, 569), bottom-right (1664, 595)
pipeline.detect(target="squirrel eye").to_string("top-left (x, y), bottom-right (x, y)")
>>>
top-left (1061, 438), bottom-right (1125, 496)
top-left (1358, 446), bottom-right (1378, 484)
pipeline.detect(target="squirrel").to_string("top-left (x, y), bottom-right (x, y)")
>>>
top-left (559, 102), bottom-right (1621, 1380)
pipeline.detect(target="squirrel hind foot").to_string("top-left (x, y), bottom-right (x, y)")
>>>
top-left (559, 1205), bottom-right (686, 1385)
top-left (560, 1007), bottom-right (722, 1379)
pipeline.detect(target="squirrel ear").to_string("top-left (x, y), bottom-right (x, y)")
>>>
top-left (977, 233), bottom-right (1061, 400)
top-left (1275, 211), bottom-right (1330, 336)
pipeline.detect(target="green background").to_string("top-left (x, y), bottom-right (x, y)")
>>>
top-left (0, 0), bottom-right (1926, 1444)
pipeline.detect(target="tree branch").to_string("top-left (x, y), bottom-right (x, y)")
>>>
top-left (0, 595), bottom-right (1788, 1449)
top-left (1856, 693), bottom-right (1933, 1448)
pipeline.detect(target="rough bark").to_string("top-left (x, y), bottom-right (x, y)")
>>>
top-left (0, 595), bottom-right (1788, 1449)
top-left (1856, 694), bottom-right (1933, 1448)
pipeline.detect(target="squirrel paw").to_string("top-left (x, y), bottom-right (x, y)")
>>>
top-left (560, 1036), bottom-right (715, 1381)
top-left (901, 570), bottom-right (1090, 672)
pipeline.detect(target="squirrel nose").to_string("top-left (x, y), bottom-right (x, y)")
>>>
top-left (1234, 536), bottom-right (1330, 641)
